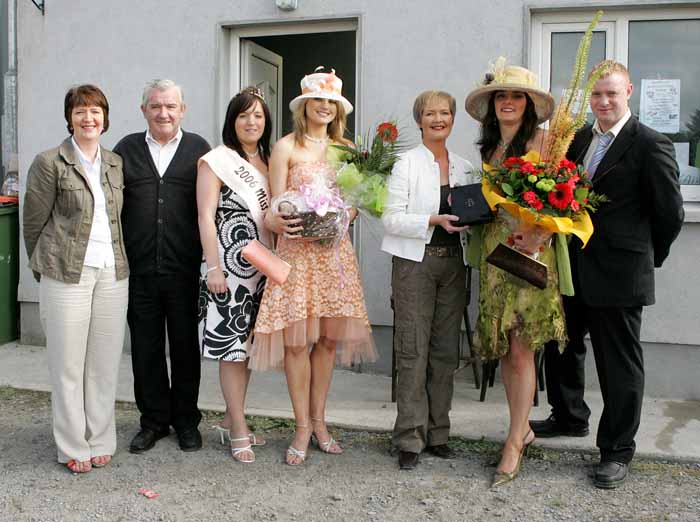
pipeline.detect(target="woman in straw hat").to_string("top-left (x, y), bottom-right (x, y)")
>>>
top-left (249, 67), bottom-right (376, 466)
top-left (465, 58), bottom-right (567, 487)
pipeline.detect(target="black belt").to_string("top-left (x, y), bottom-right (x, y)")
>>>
top-left (424, 245), bottom-right (462, 257)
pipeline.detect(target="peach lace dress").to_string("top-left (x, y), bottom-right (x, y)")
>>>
top-left (248, 161), bottom-right (376, 371)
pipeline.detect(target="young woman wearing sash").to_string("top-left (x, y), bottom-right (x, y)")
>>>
top-left (197, 87), bottom-right (288, 463)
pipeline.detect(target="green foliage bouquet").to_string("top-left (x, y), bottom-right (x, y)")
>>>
top-left (328, 121), bottom-right (407, 217)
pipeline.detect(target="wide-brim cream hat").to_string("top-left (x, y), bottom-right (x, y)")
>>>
top-left (289, 67), bottom-right (353, 114)
top-left (465, 57), bottom-right (554, 124)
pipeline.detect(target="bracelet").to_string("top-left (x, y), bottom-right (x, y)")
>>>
top-left (206, 265), bottom-right (219, 273)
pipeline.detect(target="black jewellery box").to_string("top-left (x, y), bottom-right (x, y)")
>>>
top-left (450, 183), bottom-right (494, 226)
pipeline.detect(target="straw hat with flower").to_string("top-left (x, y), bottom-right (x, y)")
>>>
top-left (465, 57), bottom-right (554, 124)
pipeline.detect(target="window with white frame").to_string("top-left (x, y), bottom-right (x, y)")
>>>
top-left (531, 7), bottom-right (700, 200)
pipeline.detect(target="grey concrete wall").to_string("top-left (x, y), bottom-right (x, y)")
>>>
top-left (1, 0), bottom-right (7, 178)
top-left (16, 0), bottom-right (511, 307)
top-left (14, 1), bottom-right (700, 397)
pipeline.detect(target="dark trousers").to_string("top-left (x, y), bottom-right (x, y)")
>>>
top-left (391, 254), bottom-right (466, 453)
top-left (544, 294), bottom-right (644, 463)
top-left (128, 273), bottom-right (202, 432)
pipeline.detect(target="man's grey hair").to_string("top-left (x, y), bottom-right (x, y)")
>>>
top-left (141, 79), bottom-right (184, 107)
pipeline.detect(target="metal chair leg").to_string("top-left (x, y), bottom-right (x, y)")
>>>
top-left (480, 360), bottom-right (498, 402)
top-left (479, 361), bottom-right (490, 402)
top-left (391, 297), bottom-right (397, 403)
top-left (538, 343), bottom-right (551, 392)
top-left (463, 305), bottom-right (480, 389)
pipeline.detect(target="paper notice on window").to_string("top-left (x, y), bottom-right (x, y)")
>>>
top-left (640, 79), bottom-right (680, 133)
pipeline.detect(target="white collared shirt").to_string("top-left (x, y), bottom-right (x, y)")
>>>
top-left (381, 143), bottom-right (478, 263)
top-left (71, 137), bottom-right (115, 268)
top-left (583, 109), bottom-right (632, 171)
top-left (145, 128), bottom-right (183, 176)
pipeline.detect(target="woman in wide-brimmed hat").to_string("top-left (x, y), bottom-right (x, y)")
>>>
top-left (249, 67), bottom-right (376, 466)
top-left (465, 58), bottom-right (567, 487)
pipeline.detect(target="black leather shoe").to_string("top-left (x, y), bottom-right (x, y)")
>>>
top-left (177, 427), bottom-right (202, 452)
top-left (529, 414), bottom-right (589, 438)
top-left (129, 427), bottom-right (169, 454)
top-left (425, 444), bottom-right (457, 459)
top-left (594, 461), bottom-right (628, 489)
top-left (398, 451), bottom-right (419, 470)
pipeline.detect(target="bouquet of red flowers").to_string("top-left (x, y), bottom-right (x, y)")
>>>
top-left (477, 12), bottom-right (610, 291)
top-left (481, 151), bottom-right (607, 289)
top-left (328, 121), bottom-right (406, 217)
top-left (483, 152), bottom-right (607, 220)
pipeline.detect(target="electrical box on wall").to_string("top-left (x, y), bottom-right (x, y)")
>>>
top-left (276, 0), bottom-right (298, 11)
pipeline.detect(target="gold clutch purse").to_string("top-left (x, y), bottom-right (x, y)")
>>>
top-left (241, 240), bottom-right (291, 285)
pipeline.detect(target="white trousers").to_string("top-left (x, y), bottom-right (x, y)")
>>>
top-left (39, 266), bottom-right (128, 462)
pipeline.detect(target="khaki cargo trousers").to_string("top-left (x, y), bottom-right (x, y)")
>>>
top-left (391, 253), bottom-right (466, 453)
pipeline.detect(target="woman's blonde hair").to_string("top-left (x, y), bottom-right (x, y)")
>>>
top-left (293, 99), bottom-right (351, 146)
top-left (412, 90), bottom-right (456, 124)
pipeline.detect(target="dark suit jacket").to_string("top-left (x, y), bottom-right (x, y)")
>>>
top-left (566, 116), bottom-right (684, 307)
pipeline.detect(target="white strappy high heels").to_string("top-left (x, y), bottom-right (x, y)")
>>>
top-left (311, 417), bottom-right (343, 454)
top-left (285, 423), bottom-right (311, 466)
top-left (229, 436), bottom-right (255, 464)
top-left (212, 425), bottom-right (266, 447)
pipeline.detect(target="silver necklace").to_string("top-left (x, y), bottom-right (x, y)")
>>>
top-left (304, 134), bottom-right (329, 144)
top-left (245, 148), bottom-right (259, 158)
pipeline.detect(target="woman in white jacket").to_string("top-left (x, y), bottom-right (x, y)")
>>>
top-left (381, 90), bottom-right (479, 471)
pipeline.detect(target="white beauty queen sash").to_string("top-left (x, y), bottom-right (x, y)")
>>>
top-left (197, 146), bottom-right (272, 362)
top-left (200, 146), bottom-right (271, 247)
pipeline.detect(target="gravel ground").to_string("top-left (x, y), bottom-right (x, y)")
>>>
top-left (1, 386), bottom-right (699, 522)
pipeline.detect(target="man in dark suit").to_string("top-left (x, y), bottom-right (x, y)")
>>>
top-left (114, 80), bottom-right (210, 454)
top-left (530, 61), bottom-right (684, 489)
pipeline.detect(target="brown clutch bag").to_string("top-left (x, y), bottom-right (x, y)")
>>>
top-left (485, 243), bottom-right (548, 290)
top-left (241, 240), bottom-right (291, 285)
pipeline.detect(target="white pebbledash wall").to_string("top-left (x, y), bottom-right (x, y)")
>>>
top-left (15, 0), bottom-right (700, 398)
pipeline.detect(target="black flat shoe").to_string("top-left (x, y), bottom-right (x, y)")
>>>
top-left (425, 444), bottom-right (456, 459)
top-left (594, 461), bottom-right (628, 489)
top-left (398, 451), bottom-right (419, 470)
top-left (129, 427), bottom-right (169, 454)
top-left (529, 414), bottom-right (589, 438)
top-left (177, 427), bottom-right (203, 452)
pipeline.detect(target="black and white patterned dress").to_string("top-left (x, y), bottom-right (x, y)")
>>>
top-left (198, 164), bottom-right (269, 362)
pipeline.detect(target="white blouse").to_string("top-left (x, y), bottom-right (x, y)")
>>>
top-left (71, 138), bottom-right (115, 269)
top-left (381, 144), bottom-right (479, 263)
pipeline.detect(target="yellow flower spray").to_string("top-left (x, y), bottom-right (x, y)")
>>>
top-left (543, 11), bottom-right (609, 165)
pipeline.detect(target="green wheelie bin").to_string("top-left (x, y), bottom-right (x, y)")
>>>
top-left (0, 204), bottom-right (19, 343)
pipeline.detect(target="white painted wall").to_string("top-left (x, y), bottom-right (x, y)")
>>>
top-left (15, 1), bottom-right (700, 361)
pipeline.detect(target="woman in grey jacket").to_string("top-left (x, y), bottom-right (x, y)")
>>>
top-left (23, 84), bottom-right (129, 473)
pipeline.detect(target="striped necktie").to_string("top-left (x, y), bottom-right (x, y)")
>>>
top-left (587, 131), bottom-right (614, 178)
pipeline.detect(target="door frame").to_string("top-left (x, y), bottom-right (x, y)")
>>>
top-left (217, 17), bottom-right (361, 148)
top-left (216, 15), bottom-right (364, 250)
top-left (240, 40), bottom-right (284, 142)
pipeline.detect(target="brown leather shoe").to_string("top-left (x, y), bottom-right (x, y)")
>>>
top-left (425, 444), bottom-right (457, 459)
top-left (398, 451), bottom-right (419, 470)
